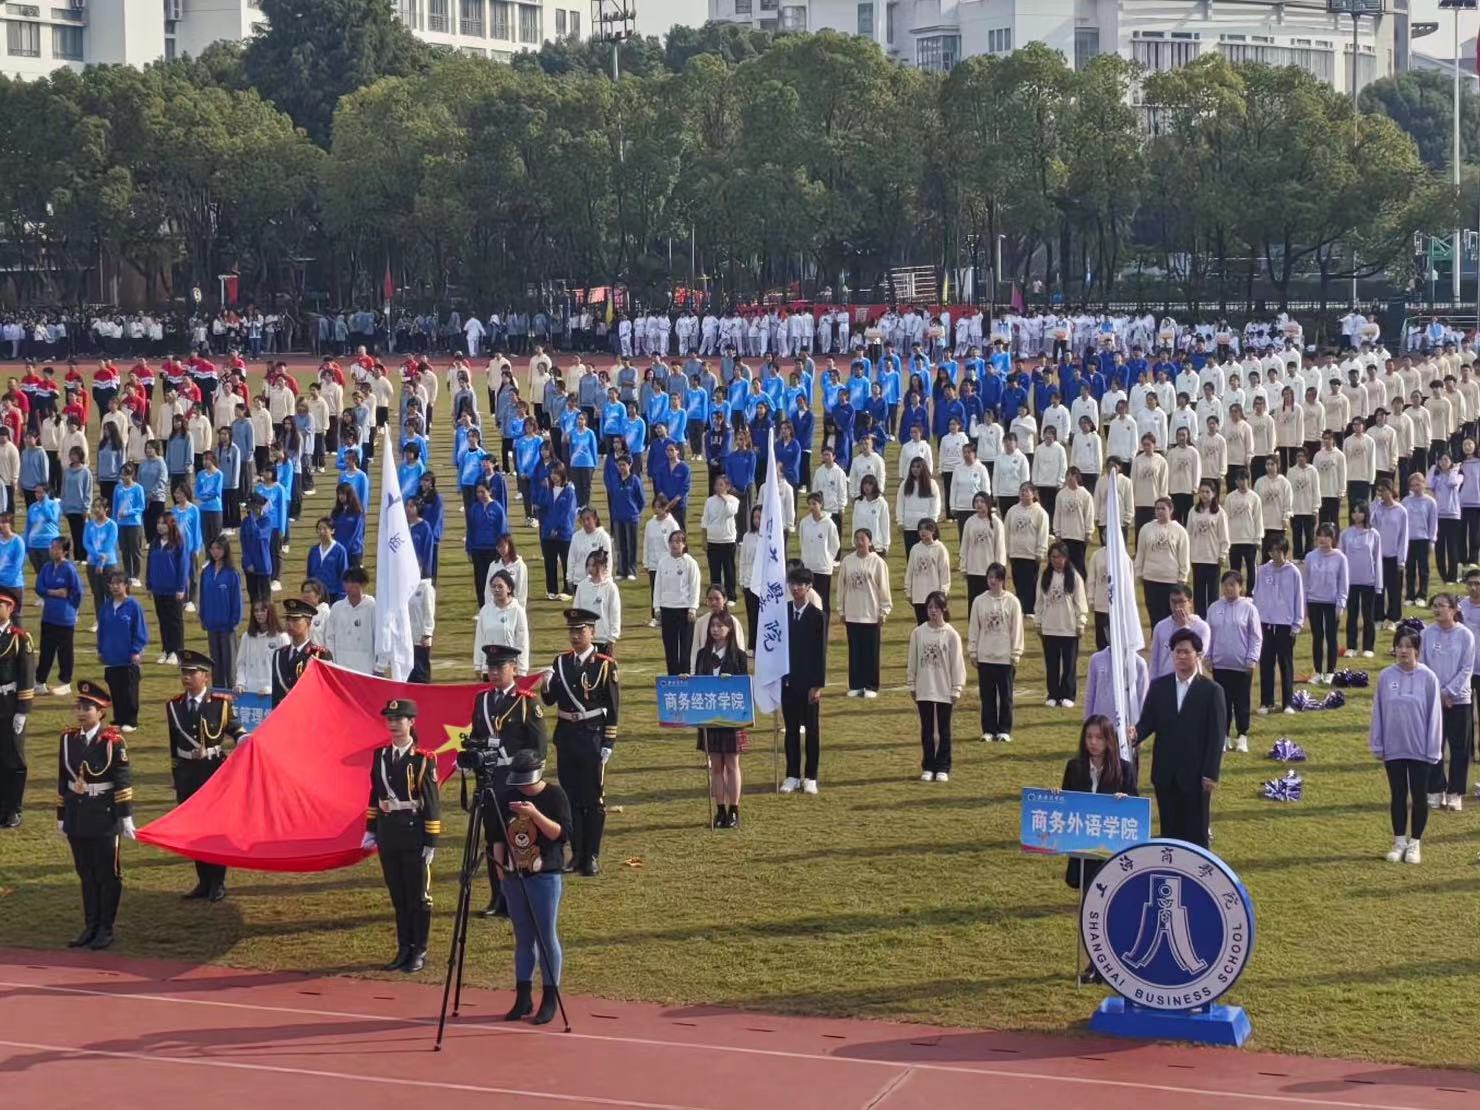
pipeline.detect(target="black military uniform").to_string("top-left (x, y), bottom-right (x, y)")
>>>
top-left (541, 608), bottom-right (619, 876)
top-left (57, 680), bottom-right (132, 950)
top-left (167, 650), bottom-right (244, 901)
top-left (0, 587), bottom-right (36, 828)
top-left (470, 643), bottom-right (547, 915)
top-left (272, 599), bottom-right (332, 707)
top-left (366, 697), bottom-right (441, 973)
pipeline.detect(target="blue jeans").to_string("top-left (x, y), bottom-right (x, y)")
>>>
top-left (503, 870), bottom-right (563, 985)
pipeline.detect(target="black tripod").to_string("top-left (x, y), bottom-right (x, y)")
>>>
top-left (435, 775), bottom-right (571, 1049)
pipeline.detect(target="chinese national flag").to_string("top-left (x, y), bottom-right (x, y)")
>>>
top-left (382, 263), bottom-right (396, 304)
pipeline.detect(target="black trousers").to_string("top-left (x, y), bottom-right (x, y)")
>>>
top-left (1093, 611), bottom-right (1109, 650)
top-left (1171, 492), bottom-right (1193, 525)
top-left (744, 588), bottom-right (759, 651)
top-left (379, 846), bottom-right (432, 954)
top-left (846, 621), bottom-right (881, 692)
top-left (614, 520), bottom-right (638, 578)
top-left (917, 701), bottom-right (953, 774)
top-left (154, 596), bottom-right (185, 656)
top-left (0, 707), bottom-right (25, 822)
top-left (813, 571), bottom-right (832, 617)
top-left (36, 622), bottom-right (73, 685)
top-left (1154, 784), bottom-right (1210, 848)
top-left (1143, 580), bottom-right (1175, 626)
top-left (104, 663), bottom-right (140, 727)
top-left (1346, 585), bottom-right (1377, 651)
top-left (1042, 635), bottom-right (1079, 702)
top-left (1381, 557), bottom-right (1403, 622)
top-left (411, 644), bottom-right (431, 684)
top-left (780, 685), bottom-right (820, 780)
top-left (1192, 562), bottom-right (1220, 617)
top-left (470, 549), bottom-right (495, 608)
top-left (1259, 624), bottom-right (1295, 710)
top-left (1229, 543), bottom-right (1258, 586)
top-left (1406, 539), bottom-right (1431, 601)
top-left (1308, 601), bottom-right (1338, 674)
top-left (1318, 497), bottom-right (1339, 528)
top-left (541, 538), bottom-right (569, 595)
top-left (1010, 558), bottom-right (1038, 615)
top-left (1437, 518), bottom-right (1462, 583)
top-left (1430, 702), bottom-right (1473, 796)
top-left (977, 662), bottom-right (1014, 735)
top-left (246, 573), bottom-right (272, 605)
top-left (69, 833), bottom-right (122, 932)
top-left (707, 541), bottom-right (736, 601)
top-left (660, 607), bottom-right (692, 676)
top-left (1063, 538), bottom-right (1087, 579)
top-left (1212, 668), bottom-right (1251, 737)
top-left (554, 723), bottom-right (605, 866)
top-left (1386, 759), bottom-right (1431, 839)
top-left (173, 761), bottom-right (227, 893)
top-left (1464, 506), bottom-right (1480, 565)
top-left (1291, 514), bottom-right (1315, 560)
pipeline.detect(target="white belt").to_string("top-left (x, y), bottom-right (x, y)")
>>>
top-left (0, 683), bottom-right (16, 696)
top-left (381, 799), bottom-right (420, 812)
top-left (78, 782), bottom-right (112, 796)
top-left (178, 747), bottom-right (223, 761)
top-left (560, 708), bottom-right (604, 722)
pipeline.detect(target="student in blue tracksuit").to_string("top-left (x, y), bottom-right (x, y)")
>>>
top-left (565, 411), bottom-right (598, 509)
top-left (464, 482), bottom-right (509, 608)
top-left (397, 442), bottom-right (426, 504)
top-left (239, 493), bottom-right (276, 604)
top-left (339, 449), bottom-right (371, 511)
top-left (535, 465), bottom-right (577, 599)
top-left (137, 441), bottom-right (168, 543)
top-left (622, 404), bottom-right (647, 473)
top-left (59, 446), bottom-right (93, 557)
top-left (331, 483), bottom-right (365, 569)
top-left (513, 426), bottom-right (544, 524)
top-left (199, 536), bottom-right (242, 689)
top-left (307, 517), bottom-right (350, 604)
top-left (773, 422), bottom-right (802, 489)
top-left (419, 474), bottom-right (445, 581)
top-left (603, 452), bottom-right (645, 579)
top-left (170, 484), bottom-right (203, 608)
top-left (652, 441), bottom-right (693, 532)
top-left (24, 484), bottom-right (61, 575)
top-left (148, 512), bottom-right (190, 663)
top-left (723, 427), bottom-right (758, 528)
top-left (82, 498), bottom-right (118, 619)
top-left (97, 570), bottom-right (148, 730)
top-left (703, 413), bottom-right (733, 494)
top-left (35, 536), bottom-right (82, 694)
top-left (472, 456), bottom-right (508, 513)
top-left (195, 452), bottom-right (224, 549)
top-left (254, 466), bottom-right (288, 584)
top-left (793, 399), bottom-right (816, 490)
top-left (456, 424), bottom-right (489, 510)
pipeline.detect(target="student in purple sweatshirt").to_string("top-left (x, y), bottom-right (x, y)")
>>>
top-left (1428, 453), bottom-right (1464, 585)
top-left (1339, 503), bottom-right (1382, 657)
top-left (1371, 627), bottom-right (1443, 864)
top-left (1420, 593), bottom-right (1476, 814)
top-left (1303, 523), bottom-right (1349, 685)
top-left (1147, 585), bottom-right (1211, 681)
top-left (1206, 569), bottom-right (1263, 753)
top-left (1459, 437), bottom-right (1480, 565)
top-left (1371, 480), bottom-right (1408, 628)
top-left (1253, 537), bottom-right (1304, 715)
top-left (1402, 472), bottom-right (1437, 606)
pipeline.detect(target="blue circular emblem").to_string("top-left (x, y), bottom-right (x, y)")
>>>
top-left (1080, 839), bottom-right (1255, 1011)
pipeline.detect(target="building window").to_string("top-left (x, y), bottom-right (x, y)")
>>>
top-left (734, 0), bottom-right (750, 13)
top-left (856, 1), bottom-right (872, 35)
top-left (460, 0), bottom-right (483, 36)
top-left (986, 27), bottom-right (1011, 54)
top-left (51, 21), bottom-right (80, 58)
top-left (427, 0), bottom-right (448, 31)
top-left (886, 2), bottom-right (893, 43)
top-left (6, 20), bottom-right (40, 56)
top-left (1132, 37), bottom-right (1198, 72)
top-left (569, 8), bottom-right (578, 35)
top-left (49, 7), bottom-right (82, 20)
top-left (164, 35), bottom-right (176, 58)
top-left (759, 0), bottom-right (777, 10)
top-left (1216, 40), bottom-right (1332, 84)
top-left (490, 0), bottom-right (510, 37)
top-left (915, 33), bottom-right (959, 72)
top-left (517, 1), bottom-right (539, 42)
top-left (554, 7), bottom-right (564, 33)
top-left (396, 0), bottom-right (417, 27)
top-left (1074, 27), bottom-right (1098, 69)
top-left (778, 4), bottom-right (804, 31)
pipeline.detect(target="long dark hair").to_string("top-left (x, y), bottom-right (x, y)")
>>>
top-left (1039, 541), bottom-right (1079, 596)
top-left (333, 483), bottom-right (364, 517)
top-left (902, 456), bottom-right (935, 498)
top-left (1074, 714), bottom-right (1125, 793)
top-left (698, 610), bottom-right (746, 673)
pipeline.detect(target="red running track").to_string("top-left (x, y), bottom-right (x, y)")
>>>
top-left (0, 949), bottom-right (1476, 1110)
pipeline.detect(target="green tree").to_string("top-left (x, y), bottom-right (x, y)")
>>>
top-left (1359, 68), bottom-right (1480, 173)
top-left (663, 22), bottom-right (774, 72)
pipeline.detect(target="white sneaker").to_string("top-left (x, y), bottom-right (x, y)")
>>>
top-left (88, 622), bottom-right (97, 633)
top-left (1059, 699), bottom-right (1075, 709)
top-left (120, 724), bottom-right (136, 732)
top-left (184, 602), bottom-right (196, 613)
top-left (1258, 706), bottom-right (1271, 716)
top-left (270, 580), bottom-right (282, 592)
top-left (31, 683), bottom-right (46, 696)
top-left (51, 683), bottom-right (69, 697)
top-left (647, 618), bottom-right (659, 628)
top-left (557, 593), bottom-right (571, 601)
top-left (1223, 737), bottom-right (1233, 752)
top-left (802, 779), bottom-right (818, 795)
top-left (1235, 735), bottom-right (1248, 753)
top-left (862, 689), bottom-right (877, 699)
top-left (1385, 836), bottom-right (1408, 863)
top-left (625, 574), bottom-right (638, 581)
top-left (1414, 598), bottom-right (1428, 608)
top-left (164, 653), bottom-right (178, 665)
top-left (1310, 674), bottom-right (1325, 686)
top-left (1403, 839), bottom-right (1422, 864)
top-left (980, 732), bottom-right (992, 743)
top-left (848, 689), bottom-right (863, 698)
top-left (156, 653), bottom-right (169, 665)
top-left (779, 777), bottom-right (800, 794)
top-left (920, 772), bottom-right (934, 782)
top-left (1044, 698), bottom-right (1058, 708)
top-left (1283, 707), bottom-right (1295, 715)
top-left (998, 732), bottom-right (1012, 743)
top-left (1362, 650), bottom-right (1374, 658)
top-left (128, 578), bottom-right (142, 589)
top-left (935, 772), bottom-right (949, 783)
top-left (1428, 792), bottom-right (1444, 809)
top-left (547, 593), bottom-right (558, 602)
top-left (1451, 795), bottom-right (1464, 813)
top-left (280, 545), bottom-right (290, 554)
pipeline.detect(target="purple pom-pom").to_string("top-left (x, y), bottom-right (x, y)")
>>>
top-left (1261, 770), bottom-right (1304, 802)
top-left (1269, 738), bottom-right (1308, 762)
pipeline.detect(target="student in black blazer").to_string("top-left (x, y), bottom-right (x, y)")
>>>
top-left (1061, 713), bottom-right (1139, 890)
top-left (1130, 627), bottom-right (1227, 847)
top-left (779, 566), bottom-right (827, 795)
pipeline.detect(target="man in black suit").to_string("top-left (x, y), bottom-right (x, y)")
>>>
top-left (1131, 627), bottom-right (1227, 847)
top-left (780, 566), bottom-right (827, 795)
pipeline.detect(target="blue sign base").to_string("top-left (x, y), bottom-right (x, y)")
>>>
top-left (1088, 996), bottom-right (1252, 1047)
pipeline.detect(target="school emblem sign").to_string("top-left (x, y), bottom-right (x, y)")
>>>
top-left (1080, 839), bottom-right (1255, 1046)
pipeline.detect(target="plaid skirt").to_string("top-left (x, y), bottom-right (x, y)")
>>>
top-left (697, 727), bottom-right (749, 754)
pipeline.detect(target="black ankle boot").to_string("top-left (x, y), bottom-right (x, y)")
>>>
top-left (713, 805), bottom-right (726, 829)
top-left (504, 981), bottom-right (533, 1021)
top-left (727, 805), bottom-right (739, 829)
top-left (531, 986), bottom-right (558, 1026)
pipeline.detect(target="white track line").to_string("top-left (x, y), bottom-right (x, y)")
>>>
top-left (0, 979), bottom-right (1446, 1110)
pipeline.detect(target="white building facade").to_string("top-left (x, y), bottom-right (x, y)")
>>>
top-left (0, 0), bottom-right (585, 79)
top-left (710, 0), bottom-right (1402, 92)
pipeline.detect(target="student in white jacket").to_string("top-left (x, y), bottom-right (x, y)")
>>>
top-left (896, 456), bottom-right (942, 558)
top-left (810, 444), bottom-right (849, 535)
top-left (473, 571), bottom-right (530, 676)
top-left (992, 434), bottom-right (1030, 518)
top-left (324, 567), bottom-right (379, 675)
top-left (1070, 416), bottom-right (1103, 493)
top-left (643, 496), bottom-right (680, 627)
top-left (798, 492), bottom-right (842, 615)
top-left (566, 509), bottom-right (613, 593)
top-left (235, 599), bottom-right (289, 694)
top-left (1030, 425), bottom-right (1068, 519)
top-left (486, 535), bottom-right (529, 608)
top-left (898, 424), bottom-right (934, 482)
top-left (948, 443), bottom-right (992, 538)
top-left (573, 548), bottom-right (622, 653)
top-left (655, 529), bottom-right (701, 675)
top-left (700, 474), bottom-right (740, 602)
top-left (849, 437), bottom-right (886, 501)
top-left (851, 473), bottom-right (892, 558)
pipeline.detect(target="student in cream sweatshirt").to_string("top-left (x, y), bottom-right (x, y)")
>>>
top-left (837, 526), bottom-right (892, 697)
top-left (904, 517), bottom-right (951, 624)
top-left (906, 590), bottom-right (966, 782)
top-left (968, 562), bottom-right (1023, 743)
top-left (1035, 542), bottom-right (1089, 708)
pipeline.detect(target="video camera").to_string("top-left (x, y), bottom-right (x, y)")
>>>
top-left (455, 731), bottom-right (506, 788)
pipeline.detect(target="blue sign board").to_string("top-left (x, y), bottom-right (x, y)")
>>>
top-left (654, 675), bottom-right (754, 729)
top-left (1019, 788), bottom-right (1153, 857)
top-left (215, 689), bottom-right (272, 731)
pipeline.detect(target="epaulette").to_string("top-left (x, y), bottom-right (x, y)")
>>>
top-left (210, 691), bottom-right (232, 701)
top-left (169, 692), bottom-right (187, 704)
top-left (100, 726), bottom-right (124, 744)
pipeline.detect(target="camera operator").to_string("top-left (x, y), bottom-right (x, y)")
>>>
top-left (464, 643), bottom-right (547, 918)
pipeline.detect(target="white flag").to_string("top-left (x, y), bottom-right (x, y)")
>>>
top-left (749, 428), bottom-right (789, 714)
top-left (1102, 468), bottom-right (1144, 761)
top-left (375, 427), bottom-right (420, 681)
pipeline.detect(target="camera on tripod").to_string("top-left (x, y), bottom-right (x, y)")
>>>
top-left (455, 731), bottom-right (505, 784)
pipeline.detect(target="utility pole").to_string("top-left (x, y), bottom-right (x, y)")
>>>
top-left (1440, 1), bottom-right (1478, 305)
top-left (1328, 0), bottom-right (1381, 306)
top-left (592, 0), bottom-right (635, 81)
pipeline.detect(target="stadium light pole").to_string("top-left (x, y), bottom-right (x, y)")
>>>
top-left (1328, 0), bottom-right (1381, 305)
top-left (1440, 1), bottom-right (1478, 306)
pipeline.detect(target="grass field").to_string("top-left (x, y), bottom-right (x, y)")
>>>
top-left (0, 356), bottom-right (1477, 1071)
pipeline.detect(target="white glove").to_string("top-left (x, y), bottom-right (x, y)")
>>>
top-left (121, 816), bottom-right (137, 840)
top-left (56, 819), bottom-right (65, 837)
top-left (421, 846), bottom-right (435, 864)
top-left (359, 831), bottom-right (377, 850)
top-left (12, 714), bottom-right (25, 734)
top-left (600, 746), bottom-right (612, 765)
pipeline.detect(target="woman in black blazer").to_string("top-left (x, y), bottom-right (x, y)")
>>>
top-left (1062, 714), bottom-right (1138, 985)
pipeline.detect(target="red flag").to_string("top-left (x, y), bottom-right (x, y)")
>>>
top-left (137, 661), bottom-right (542, 872)
top-left (382, 263), bottom-right (396, 304)
top-left (1010, 283), bottom-right (1024, 312)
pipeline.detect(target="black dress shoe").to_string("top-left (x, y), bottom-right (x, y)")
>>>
top-left (0, 812), bottom-right (22, 829)
top-left (727, 806), bottom-right (740, 829)
top-left (580, 856), bottom-right (600, 877)
top-left (401, 949), bottom-right (426, 974)
top-left (88, 928), bottom-right (114, 950)
top-left (67, 926), bottom-right (98, 948)
top-left (181, 885), bottom-right (208, 901)
top-left (503, 982), bottom-right (533, 1021)
top-left (480, 899), bottom-right (508, 919)
top-left (207, 886), bottom-right (227, 904)
top-left (1077, 965), bottom-right (1104, 987)
top-left (381, 947), bottom-right (410, 972)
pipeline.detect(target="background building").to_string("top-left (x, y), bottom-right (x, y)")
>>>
top-left (0, 0), bottom-right (586, 79)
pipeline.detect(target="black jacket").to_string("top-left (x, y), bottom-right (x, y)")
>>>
top-left (1133, 673), bottom-right (1227, 793)
top-left (782, 603), bottom-right (826, 692)
top-left (1060, 755), bottom-right (1138, 888)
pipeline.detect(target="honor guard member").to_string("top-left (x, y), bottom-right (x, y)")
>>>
top-left (361, 698), bottom-right (440, 974)
top-left (167, 650), bottom-right (244, 902)
top-left (0, 585), bottom-right (35, 827)
top-left (470, 642), bottom-right (548, 916)
top-left (540, 608), bottom-right (618, 876)
top-left (272, 597), bottom-right (332, 706)
top-left (57, 680), bottom-right (134, 950)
